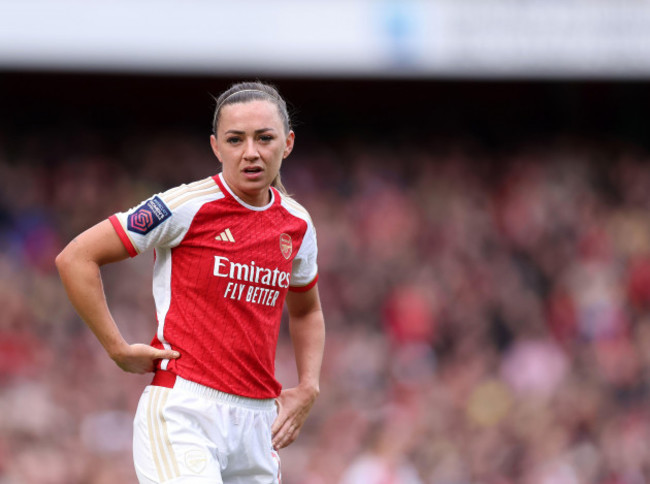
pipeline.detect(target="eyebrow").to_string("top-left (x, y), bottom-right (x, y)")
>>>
top-left (224, 128), bottom-right (276, 135)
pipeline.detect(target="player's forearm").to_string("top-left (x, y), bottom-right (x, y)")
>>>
top-left (288, 309), bottom-right (325, 395)
top-left (56, 248), bottom-right (128, 358)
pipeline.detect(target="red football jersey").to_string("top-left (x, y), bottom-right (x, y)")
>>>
top-left (109, 174), bottom-right (318, 398)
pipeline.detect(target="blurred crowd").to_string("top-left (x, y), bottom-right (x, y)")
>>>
top-left (1, 126), bottom-right (650, 484)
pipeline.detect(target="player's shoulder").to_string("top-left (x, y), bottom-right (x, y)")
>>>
top-left (278, 192), bottom-right (314, 226)
top-left (159, 176), bottom-right (224, 211)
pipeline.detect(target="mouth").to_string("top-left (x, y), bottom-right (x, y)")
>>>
top-left (243, 166), bottom-right (263, 174)
top-left (242, 166), bottom-right (264, 180)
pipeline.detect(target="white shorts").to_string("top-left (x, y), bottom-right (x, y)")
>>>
top-left (133, 372), bottom-right (281, 484)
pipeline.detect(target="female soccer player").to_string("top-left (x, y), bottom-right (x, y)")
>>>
top-left (56, 81), bottom-right (325, 483)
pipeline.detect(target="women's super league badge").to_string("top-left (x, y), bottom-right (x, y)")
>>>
top-left (127, 196), bottom-right (172, 235)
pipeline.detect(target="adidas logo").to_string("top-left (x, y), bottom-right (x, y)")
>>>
top-left (215, 228), bottom-right (235, 243)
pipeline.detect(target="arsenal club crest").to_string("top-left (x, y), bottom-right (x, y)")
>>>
top-left (280, 233), bottom-right (292, 259)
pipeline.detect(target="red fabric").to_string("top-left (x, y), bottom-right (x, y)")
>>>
top-left (288, 274), bottom-right (318, 293)
top-left (149, 179), bottom-right (308, 398)
top-left (109, 214), bottom-right (138, 257)
top-left (152, 370), bottom-right (177, 388)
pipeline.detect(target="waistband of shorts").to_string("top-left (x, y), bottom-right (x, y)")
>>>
top-left (151, 370), bottom-right (276, 410)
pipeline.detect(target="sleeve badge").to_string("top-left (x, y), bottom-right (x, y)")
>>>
top-left (127, 196), bottom-right (172, 235)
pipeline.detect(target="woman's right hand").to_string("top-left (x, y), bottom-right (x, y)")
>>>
top-left (110, 343), bottom-right (180, 374)
top-left (57, 220), bottom-right (181, 375)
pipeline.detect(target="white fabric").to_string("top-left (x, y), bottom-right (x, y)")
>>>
top-left (133, 382), bottom-right (281, 484)
top-left (279, 196), bottom-right (319, 287)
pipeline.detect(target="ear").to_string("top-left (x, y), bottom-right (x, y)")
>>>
top-left (210, 134), bottom-right (223, 164)
top-left (283, 131), bottom-right (295, 159)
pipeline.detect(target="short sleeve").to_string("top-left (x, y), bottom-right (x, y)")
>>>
top-left (289, 219), bottom-right (318, 292)
top-left (108, 177), bottom-right (224, 257)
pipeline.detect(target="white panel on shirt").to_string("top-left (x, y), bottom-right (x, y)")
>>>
top-left (280, 195), bottom-right (319, 288)
top-left (111, 177), bottom-right (225, 368)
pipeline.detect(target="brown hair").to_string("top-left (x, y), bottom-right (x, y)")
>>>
top-left (212, 81), bottom-right (292, 195)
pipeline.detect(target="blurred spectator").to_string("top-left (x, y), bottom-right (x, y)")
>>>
top-left (2, 126), bottom-right (650, 483)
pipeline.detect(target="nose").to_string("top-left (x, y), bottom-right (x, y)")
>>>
top-left (243, 138), bottom-right (259, 160)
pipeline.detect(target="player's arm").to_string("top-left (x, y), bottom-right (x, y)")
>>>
top-left (272, 284), bottom-right (325, 449)
top-left (55, 219), bottom-right (179, 373)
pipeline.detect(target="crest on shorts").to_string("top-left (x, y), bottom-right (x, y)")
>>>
top-left (185, 449), bottom-right (208, 474)
top-left (280, 233), bottom-right (292, 259)
top-left (127, 196), bottom-right (172, 235)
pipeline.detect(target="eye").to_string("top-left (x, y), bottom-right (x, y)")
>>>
top-left (259, 134), bottom-right (274, 142)
top-left (226, 136), bottom-right (241, 144)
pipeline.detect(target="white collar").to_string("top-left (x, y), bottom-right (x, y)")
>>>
top-left (219, 173), bottom-right (274, 211)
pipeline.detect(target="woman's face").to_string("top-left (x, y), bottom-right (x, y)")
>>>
top-left (210, 100), bottom-right (294, 207)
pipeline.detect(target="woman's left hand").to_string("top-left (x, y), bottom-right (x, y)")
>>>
top-left (271, 384), bottom-right (319, 450)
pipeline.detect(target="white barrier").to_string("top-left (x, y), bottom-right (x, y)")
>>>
top-left (0, 0), bottom-right (648, 78)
